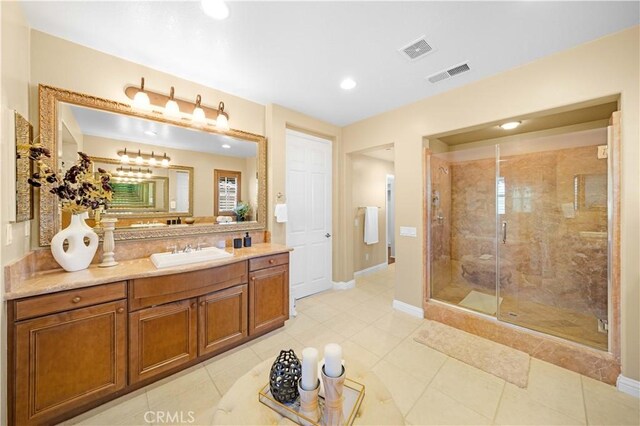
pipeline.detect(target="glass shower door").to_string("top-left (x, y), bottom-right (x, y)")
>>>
top-left (496, 141), bottom-right (609, 350)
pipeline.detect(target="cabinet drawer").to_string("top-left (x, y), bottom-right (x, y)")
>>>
top-left (129, 261), bottom-right (247, 311)
top-left (15, 282), bottom-right (127, 321)
top-left (248, 253), bottom-right (289, 272)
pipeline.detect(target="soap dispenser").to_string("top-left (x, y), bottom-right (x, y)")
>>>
top-left (243, 232), bottom-right (252, 247)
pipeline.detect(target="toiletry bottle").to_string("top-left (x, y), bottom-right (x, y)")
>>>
top-left (243, 232), bottom-right (252, 247)
top-left (177, 217), bottom-right (181, 224)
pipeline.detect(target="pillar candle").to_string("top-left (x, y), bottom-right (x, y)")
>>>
top-left (323, 343), bottom-right (343, 378)
top-left (301, 347), bottom-right (319, 390)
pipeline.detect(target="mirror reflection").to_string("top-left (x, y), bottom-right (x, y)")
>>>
top-left (58, 103), bottom-right (259, 229)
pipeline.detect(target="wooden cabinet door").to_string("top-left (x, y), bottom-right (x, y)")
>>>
top-left (198, 284), bottom-right (248, 356)
top-left (14, 300), bottom-right (127, 425)
top-left (129, 298), bottom-right (197, 384)
top-left (248, 264), bottom-right (289, 336)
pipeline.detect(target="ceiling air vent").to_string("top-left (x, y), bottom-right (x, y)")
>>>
top-left (427, 62), bottom-right (471, 83)
top-left (399, 36), bottom-right (434, 61)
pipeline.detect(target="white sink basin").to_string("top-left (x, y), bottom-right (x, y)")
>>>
top-left (150, 247), bottom-right (233, 269)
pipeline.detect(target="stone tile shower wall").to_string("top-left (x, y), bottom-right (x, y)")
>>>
top-left (442, 145), bottom-right (608, 320)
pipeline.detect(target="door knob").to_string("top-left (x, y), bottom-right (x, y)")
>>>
top-left (325, 233), bottom-right (331, 238)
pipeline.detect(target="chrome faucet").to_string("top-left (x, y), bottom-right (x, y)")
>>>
top-left (182, 244), bottom-right (193, 253)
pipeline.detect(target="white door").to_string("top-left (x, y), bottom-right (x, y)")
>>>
top-left (286, 129), bottom-right (332, 307)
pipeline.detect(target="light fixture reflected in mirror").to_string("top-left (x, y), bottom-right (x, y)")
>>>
top-left (120, 148), bottom-right (130, 164)
top-left (192, 95), bottom-right (207, 125)
top-left (500, 121), bottom-right (521, 130)
top-left (117, 149), bottom-right (170, 167)
top-left (164, 87), bottom-right (181, 118)
top-left (132, 78), bottom-right (151, 110)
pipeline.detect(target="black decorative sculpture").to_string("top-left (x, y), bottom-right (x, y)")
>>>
top-left (269, 349), bottom-right (302, 403)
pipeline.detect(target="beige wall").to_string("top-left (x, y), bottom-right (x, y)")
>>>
top-left (265, 104), bottom-right (346, 282)
top-left (83, 135), bottom-right (251, 218)
top-left (0, 3), bottom-right (31, 424)
top-left (343, 26), bottom-right (640, 380)
top-left (351, 154), bottom-right (394, 272)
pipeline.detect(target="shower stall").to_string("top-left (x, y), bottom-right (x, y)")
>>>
top-left (428, 127), bottom-right (611, 351)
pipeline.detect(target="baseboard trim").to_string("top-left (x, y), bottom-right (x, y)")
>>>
top-left (617, 374), bottom-right (640, 398)
top-left (332, 280), bottom-right (355, 290)
top-left (392, 300), bottom-right (424, 318)
top-left (354, 262), bottom-right (387, 277)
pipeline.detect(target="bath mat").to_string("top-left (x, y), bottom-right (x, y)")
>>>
top-left (414, 320), bottom-right (530, 387)
top-left (459, 290), bottom-right (503, 315)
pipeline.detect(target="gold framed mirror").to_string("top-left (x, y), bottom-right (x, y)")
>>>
top-left (38, 84), bottom-right (267, 246)
top-left (15, 112), bottom-right (34, 222)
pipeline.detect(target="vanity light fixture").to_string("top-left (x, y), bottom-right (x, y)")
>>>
top-left (117, 150), bottom-right (170, 166)
top-left (164, 87), bottom-right (181, 118)
top-left (192, 95), bottom-right (207, 125)
top-left (116, 166), bottom-right (152, 178)
top-left (201, 0), bottom-right (229, 20)
top-left (132, 78), bottom-right (151, 110)
top-left (500, 121), bottom-right (521, 130)
top-left (125, 78), bottom-right (232, 129)
top-left (216, 102), bottom-right (229, 130)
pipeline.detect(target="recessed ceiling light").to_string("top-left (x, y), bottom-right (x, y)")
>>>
top-left (340, 78), bottom-right (357, 90)
top-left (144, 130), bottom-right (157, 137)
top-left (222, 144), bottom-right (231, 149)
top-left (201, 0), bottom-right (229, 20)
top-left (500, 121), bottom-right (521, 130)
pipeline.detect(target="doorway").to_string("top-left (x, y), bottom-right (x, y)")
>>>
top-left (285, 129), bottom-right (333, 306)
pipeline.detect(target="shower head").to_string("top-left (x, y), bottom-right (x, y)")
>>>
top-left (439, 166), bottom-right (449, 175)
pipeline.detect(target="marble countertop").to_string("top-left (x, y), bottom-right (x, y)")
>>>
top-left (5, 243), bottom-right (292, 301)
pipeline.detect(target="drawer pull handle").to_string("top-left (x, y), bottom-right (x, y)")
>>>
top-left (251, 277), bottom-right (256, 281)
top-left (191, 302), bottom-right (197, 309)
top-left (72, 296), bottom-right (81, 303)
top-left (116, 307), bottom-right (125, 313)
top-left (200, 301), bottom-right (206, 307)
top-left (269, 259), bottom-right (276, 264)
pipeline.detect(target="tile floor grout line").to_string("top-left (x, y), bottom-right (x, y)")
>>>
top-left (491, 380), bottom-right (507, 425)
top-left (580, 375), bottom-right (590, 426)
top-left (402, 353), bottom-right (450, 419)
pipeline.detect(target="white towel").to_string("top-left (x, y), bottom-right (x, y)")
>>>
top-left (274, 203), bottom-right (288, 223)
top-left (364, 206), bottom-right (379, 245)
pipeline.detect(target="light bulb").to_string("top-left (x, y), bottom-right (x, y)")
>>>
top-left (145, 172), bottom-right (152, 179)
top-left (120, 152), bottom-right (130, 164)
top-left (164, 87), bottom-right (180, 118)
top-left (148, 157), bottom-right (157, 166)
top-left (117, 170), bottom-right (124, 176)
top-left (128, 170), bottom-right (134, 177)
top-left (216, 113), bottom-right (229, 130)
top-left (192, 106), bottom-right (206, 124)
top-left (161, 158), bottom-right (169, 167)
top-left (201, 0), bottom-right (229, 20)
top-left (137, 171), bottom-right (143, 178)
top-left (133, 91), bottom-right (151, 110)
top-left (135, 155), bottom-right (144, 165)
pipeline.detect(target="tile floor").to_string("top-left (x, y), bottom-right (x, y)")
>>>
top-left (64, 264), bottom-right (639, 425)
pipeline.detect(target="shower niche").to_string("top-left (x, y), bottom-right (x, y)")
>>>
top-left (426, 100), bottom-right (618, 352)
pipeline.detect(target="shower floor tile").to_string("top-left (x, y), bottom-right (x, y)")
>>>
top-left (433, 281), bottom-right (608, 350)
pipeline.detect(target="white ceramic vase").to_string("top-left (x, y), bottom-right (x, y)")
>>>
top-left (51, 213), bottom-right (99, 272)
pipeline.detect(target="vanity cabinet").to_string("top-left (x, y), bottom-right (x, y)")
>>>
top-left (248, 253), bottom-right (289, 336)
top-left (8, 249), bottom-right (290, 425)
top-left (128, 298), bottom-right (198, 384)
top-left (11, 288), bottom-right (127, 426)
top-left (198, 284), bottom-right (248, 356)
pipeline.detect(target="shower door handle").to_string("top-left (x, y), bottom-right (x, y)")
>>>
top-left (502, 221), bottom-right (507, 244)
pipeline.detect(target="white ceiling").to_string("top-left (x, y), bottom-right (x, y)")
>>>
top-left (68, 104), bottom-right (258, 157)
top-left (22, 1), bottom-right (639, 126)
